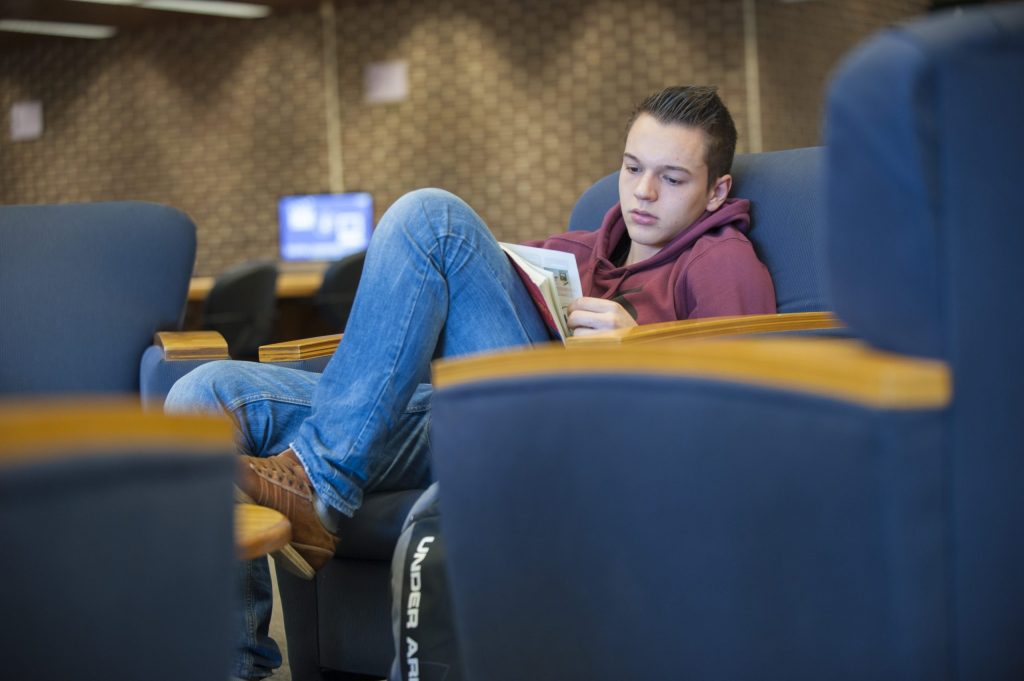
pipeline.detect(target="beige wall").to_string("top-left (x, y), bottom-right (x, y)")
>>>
top-left (0, 0), bottom-right (928, 276)
top-left (757, 0), bottom-right (930, 151)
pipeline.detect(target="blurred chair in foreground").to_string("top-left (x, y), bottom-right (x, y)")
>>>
top-left (0, 201), bottom-right (195, 395)
top-left (314, 250), bottom-right (366, 334)
top-left (431, 4), bottom-right (1024, 680)
top-left (201, 260), bottom-right (278, 360)
top-left (0, 400), bottom-right (237, 681)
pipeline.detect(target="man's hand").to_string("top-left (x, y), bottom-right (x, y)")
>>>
top-left (567, 297), bottom-right (638, 336)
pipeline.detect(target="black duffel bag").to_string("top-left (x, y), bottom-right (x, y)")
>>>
top-left (390, 482), bottom-right (465, 681)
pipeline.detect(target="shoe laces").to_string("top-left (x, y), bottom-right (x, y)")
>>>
top-left (256, 454), bottom-right (311, 493)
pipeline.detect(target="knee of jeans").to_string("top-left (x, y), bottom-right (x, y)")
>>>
top-left (378, 188), bottom-right (473, 236)
top-left (393, 187), bottom-right (461, 214)
top-left (164, 360), bottom-right (236, 415)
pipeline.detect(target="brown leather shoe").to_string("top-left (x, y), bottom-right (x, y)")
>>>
top-left (236, 449), bottom-right (339, 580)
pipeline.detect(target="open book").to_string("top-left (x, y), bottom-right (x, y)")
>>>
top-left (500, 243), bottom-right (584, 341)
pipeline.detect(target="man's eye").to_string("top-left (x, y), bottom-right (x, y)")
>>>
top-left (625, 165), bottom-right (641, 174)
top-left (664, 176), bottom-right (683, 186)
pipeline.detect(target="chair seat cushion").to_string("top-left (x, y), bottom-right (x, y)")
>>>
top-left (334, 488), bottom-right (425, 560)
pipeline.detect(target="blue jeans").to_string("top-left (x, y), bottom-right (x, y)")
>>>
top-left (165, 188), bottom-right (551, 679)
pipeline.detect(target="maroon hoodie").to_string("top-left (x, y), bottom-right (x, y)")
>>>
top-left (525, 198), bottom-right (776, 324)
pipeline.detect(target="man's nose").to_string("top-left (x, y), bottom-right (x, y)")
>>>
top-left (634, 172), bottom-right (657, 201)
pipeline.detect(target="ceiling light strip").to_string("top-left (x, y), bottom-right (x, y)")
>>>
top-left (67, 0), bottom-right (271, 18)
top-left (67, 0), bottom-right (138, 5)
top-left (0, 19), bottom-right (117, 39)
top-left (140, 0), bottom-right (271, 18)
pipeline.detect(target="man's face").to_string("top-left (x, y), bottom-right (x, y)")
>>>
top-left (618, 113), bottom-right (729, 263)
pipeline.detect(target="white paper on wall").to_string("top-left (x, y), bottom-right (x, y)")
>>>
top-left (364, 60), bottom-right (408, 104)
top-left (11, 100), bottom-right (43, 141)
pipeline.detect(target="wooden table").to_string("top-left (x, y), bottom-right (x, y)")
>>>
top-left (236, 503), bottom-right (291, 560)
top-left (188, 270), bottom-right (326, 302)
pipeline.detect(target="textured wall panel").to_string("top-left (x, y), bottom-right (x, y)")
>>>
top-left (0, 0), bottom-right (927, 275)
top-left (756, 0), bottom-right (929, 151)
top-left (332, 0), bottom-right (747, 246)
top-left (0, 11), bottom-right (325, 275)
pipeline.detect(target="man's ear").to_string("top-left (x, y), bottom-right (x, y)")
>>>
top-left (705, 174), bottom-right (732, 211)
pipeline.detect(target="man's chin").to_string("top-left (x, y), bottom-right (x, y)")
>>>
top-left (624, 222), bottom-right (656, 242)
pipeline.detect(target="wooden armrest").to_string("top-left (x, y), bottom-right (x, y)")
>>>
top-left (154, 331), bottom-right (229, 360)
top-left (252, 313), bottom-right (838, 362)
top-left (0, 398), bottom-right (233, 463)
top-left (259, 334), bottom-right (342, 363)
top-left (433, 336), bottom-right (950, 410)
top-left (564, 311), bottom-right (842, 346)
top-left (236, 503), bottom-right (291, 561)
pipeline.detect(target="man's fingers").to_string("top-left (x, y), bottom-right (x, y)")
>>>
top-left (568, 296), bottom-right (617, 314)
top-left (569, 326), bottom-right (607, 337)
top-left (568, 309), bottom-right (615, 330)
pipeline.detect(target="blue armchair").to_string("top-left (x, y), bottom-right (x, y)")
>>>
top-left (430, 4), bottom-right (1024, 679)
top-left (0, 399), bottom-right (237, 681)
top-left (151, 141), bottom-right (838, 679)
top-left (231, 145), bottom-right (839, 680)
top-left (0, 200), bottom-right (196, 397)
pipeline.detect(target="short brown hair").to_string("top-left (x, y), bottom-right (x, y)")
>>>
top-left (627, 85), bottom-right (738, 188)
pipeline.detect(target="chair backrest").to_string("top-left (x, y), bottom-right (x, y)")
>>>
top-left (568, 147), bottom-right (827, 314)
top-left (0, 201), bottom-right (195, 395)
top-left (314, 250), bottom-right (366, 332)
top-left (0, 400), bottom-right (236, 681)
top-left (824, 3), bottom-right (1024, 674)
top-left (201, 260), bottom-right (278, 359)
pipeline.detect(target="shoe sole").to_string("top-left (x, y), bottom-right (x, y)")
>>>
top-left (235, 487), bottom-right (316, 581)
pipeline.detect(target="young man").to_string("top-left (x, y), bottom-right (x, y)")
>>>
top-left (166, 85), bottom-right (774, 679)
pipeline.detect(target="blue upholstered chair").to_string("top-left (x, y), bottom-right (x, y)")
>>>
top-left (430, 4), bottom-right (1024, 680)
top-left (149, 145), bottom-right (836, 679)
top-left (141, 259), bottom-right (278, 408)
top-left (0, 400), bottom-right (237, 681)
top-left (0, 201), bottom-right (196, 396)
top-left (151, 140), bottom-right (836, 679)
top-left (242, 147), bottom-right (838, 680)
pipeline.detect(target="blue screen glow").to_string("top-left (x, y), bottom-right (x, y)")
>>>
top-left (278, 192), bottom-right (374, 261)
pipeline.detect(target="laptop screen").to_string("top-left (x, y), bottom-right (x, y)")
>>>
top-left (278, 192), bottom-right (374, 262)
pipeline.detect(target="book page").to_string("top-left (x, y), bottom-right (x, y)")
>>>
top-left (500, 244), bottom-right (569, 338)
top-left (499, 243), bottom-right (583, 324)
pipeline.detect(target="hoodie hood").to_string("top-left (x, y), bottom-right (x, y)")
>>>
top-left (580, 198), bottom-right (751, 300)
top-left (594, 198), bottom-right (752, 274)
